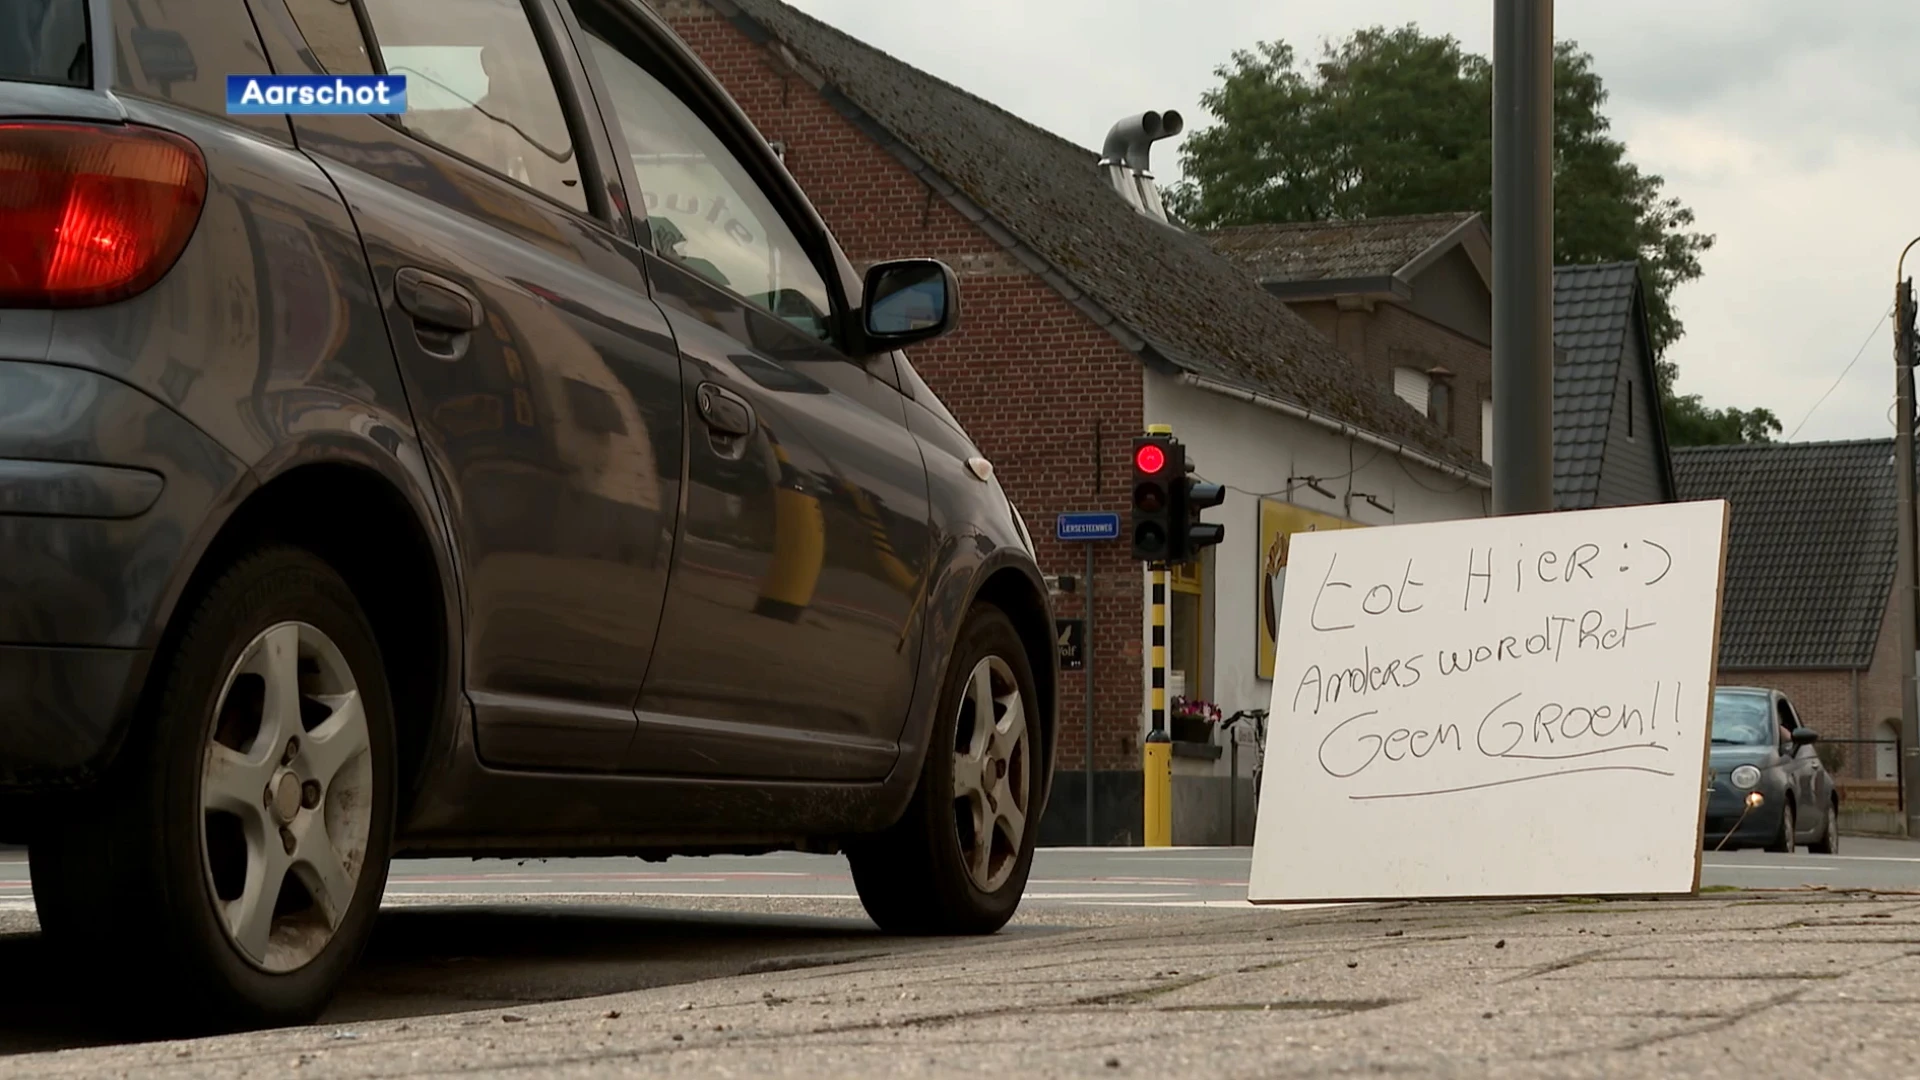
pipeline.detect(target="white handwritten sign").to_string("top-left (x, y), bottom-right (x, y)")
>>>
top-left (1248, 500), bottom-right (1730, 903)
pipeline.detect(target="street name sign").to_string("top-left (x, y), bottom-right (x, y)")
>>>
top-left (1056, 512), bottom-right (1120, 542)
top-left (1249, 500), bottom-right (1731, 903)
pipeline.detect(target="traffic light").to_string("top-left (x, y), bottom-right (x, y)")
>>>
top-left (1130, 434), bottom-right (1180, 563)
top-left (1180, 471), bottom-right (1226, 559)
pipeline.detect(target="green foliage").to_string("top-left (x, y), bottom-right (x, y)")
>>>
top-left (1173, 26), bottom-right (1772, 446)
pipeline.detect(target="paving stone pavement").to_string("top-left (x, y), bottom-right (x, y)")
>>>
top-left (14, 889), bottom-right (1920, 1078)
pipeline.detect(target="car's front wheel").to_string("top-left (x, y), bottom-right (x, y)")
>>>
top-left (1810, 796), bottom-right (1839, 855)
top-left (1765, 799), bottom-right (1796, 854)
top-left (848, 603), bottom-right (1040, 935)
top-left (29, 547), bottom-right (395, 1032)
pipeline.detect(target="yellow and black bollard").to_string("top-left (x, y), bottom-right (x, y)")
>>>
top-left (1144, 564), bottom-right (1172, 847)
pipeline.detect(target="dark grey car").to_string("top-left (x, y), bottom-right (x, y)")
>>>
top-left (0, 0), bottom-right (1055, 1031)
top-left (1703, 687), bottom-right (1838, 854)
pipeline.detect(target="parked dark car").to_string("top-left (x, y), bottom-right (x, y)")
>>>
top-left (0, 0), bottom-right (1055, 1031)
top-left (1703, 687), bottom-right (1838, 854)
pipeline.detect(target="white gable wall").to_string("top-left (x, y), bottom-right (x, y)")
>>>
top-left (1140, 367), bottom-right (1489, 771)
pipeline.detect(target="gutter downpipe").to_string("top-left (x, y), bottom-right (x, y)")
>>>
top-left (1178, 372), bottom-right (1491, 490)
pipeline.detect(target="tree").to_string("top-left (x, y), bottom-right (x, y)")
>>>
top-left (1171, 26), bottom-right (1778, 446)
top-left (1657, 360), bottom-right (1783, 446)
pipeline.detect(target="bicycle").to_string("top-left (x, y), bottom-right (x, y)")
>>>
top-left (1221, 708), bottom-right (1269, 845)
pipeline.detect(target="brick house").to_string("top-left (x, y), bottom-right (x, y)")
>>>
top-left (651, 0), bottom-right (1489, 843)
top-left (1673, 440), bottom-right (1905, 810)
top-left (1207, 221), bottom-right (1676, 508)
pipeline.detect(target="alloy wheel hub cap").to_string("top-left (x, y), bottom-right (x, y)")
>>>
top-left (951, 655), bottom-right (1030, 893)
top-left (200, 621), bottom-right (373, 974)
top-left (270, 771), bottom-right (302, 825)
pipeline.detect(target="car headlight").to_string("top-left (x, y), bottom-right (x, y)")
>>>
top-left (1731, 764), bottom-right (1761, 790)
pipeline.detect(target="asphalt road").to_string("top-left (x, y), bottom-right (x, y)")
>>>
top-left (6, 840), bottom-right (1916, 911)
top-left (0, 839), bottom-right (1914, 1054)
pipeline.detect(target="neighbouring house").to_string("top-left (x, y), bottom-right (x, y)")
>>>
top-left (1206, 219), bottom-right (1677, 509)
top-left (650, 0), bottom-right (1490, 845)
top-left (1551, 263), bottom-right (1678, 510)
top-left (1207, 213), bottom-right (1496, 449)
top-left (1673, 439), bottom-right (1905, 819)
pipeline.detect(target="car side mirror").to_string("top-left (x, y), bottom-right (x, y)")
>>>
top-left (857, 258), bottom-right (959, 352)
top-left (1791, 728), bottom-right (1818, 748)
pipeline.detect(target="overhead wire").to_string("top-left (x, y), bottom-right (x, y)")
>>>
top-left (1786, 303), bottom-right (1894, 441)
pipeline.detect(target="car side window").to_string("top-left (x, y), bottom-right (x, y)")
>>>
top-left (356, 0), bottom-right (588, 214)
top-left (570, 10), bottom-right (835, 343)
top-left (282, 0), bottom-right (375, 75)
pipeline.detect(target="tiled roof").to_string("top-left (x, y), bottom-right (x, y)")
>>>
top-left (1204, 213), bottom-right (1478, 285)
top-left (1553, 262), bottom-right (1641, 510)
top-left (1672, 439), bottom-right (1898, 670)
top-left (711, 0), bottom-right (1485, 477)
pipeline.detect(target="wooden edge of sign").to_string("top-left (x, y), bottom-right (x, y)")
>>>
top-left (1688, 498), bottom-right (1734, 897)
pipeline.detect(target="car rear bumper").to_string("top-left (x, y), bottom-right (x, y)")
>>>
top-left (0, 358), bottom-right (242, 788)
top-left (0, 645), bottom-right (145, 786)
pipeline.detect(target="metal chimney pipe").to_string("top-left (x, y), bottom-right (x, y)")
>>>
top-left (1100, 112), bottom-right (1164, 169)
top-left (1135, 110), bottom-right (1183, 175)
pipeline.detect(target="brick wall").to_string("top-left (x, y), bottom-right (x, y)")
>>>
top-left (661, 0), bottom-right (1146, 769)
top-left (1860, 595), bottom-right (1904, 761)
top-left (1724, 594), bottom-right (1900, 782)
top-left (1282, 299), bottom-right (1491, 457)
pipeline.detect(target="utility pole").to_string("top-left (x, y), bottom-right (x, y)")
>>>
top-left (1896, 274), bottom-right (1919, 833)
top-left (1491, 0), bottom-right (1556, 515)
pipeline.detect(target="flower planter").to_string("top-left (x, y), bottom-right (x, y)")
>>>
top-left (1170, 713), bottom-right (1216, 745)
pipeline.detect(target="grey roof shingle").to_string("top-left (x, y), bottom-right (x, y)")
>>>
top-left (708, 0), bottom-right (1485, 476)
top-left (1672, 439), bottom-right (1898, 670)
top-left (1553, 262), bottom-right (1641, 510)
top-left (1204, 213), bottom-right (1478, 285)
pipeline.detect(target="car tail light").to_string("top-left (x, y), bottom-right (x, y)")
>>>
top-left (0, 122), bottom-right (207, 308)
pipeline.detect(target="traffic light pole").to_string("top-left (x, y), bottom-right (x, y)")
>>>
top-left (1128, 426), bottom-right (1223, 849)
top-left (1144, 565), bottom-right (1172, 847)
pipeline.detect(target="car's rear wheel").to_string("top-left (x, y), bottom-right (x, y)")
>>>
top-left (1810, 796), bottom-right (1839, 854)
top-left (848, 604), bottom-right (1040, 935)
top-left (28, 547), bottom-right (395, 1032)
top-left (1765, 799), bottom-right (1796, 854)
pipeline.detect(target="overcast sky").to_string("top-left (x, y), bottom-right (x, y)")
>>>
top-left (783, 0), bottom-right (1920, 444)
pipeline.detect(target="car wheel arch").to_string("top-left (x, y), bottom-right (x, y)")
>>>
top-left (964, 562), bottom-right (1058, 809)
top-left (136, 453), bottom-right (459, 823)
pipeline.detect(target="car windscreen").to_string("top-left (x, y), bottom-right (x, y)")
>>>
top-left (0, 0), bottom-right (90, 88)
top-left (1711, 692), bottom-right (1773, 746)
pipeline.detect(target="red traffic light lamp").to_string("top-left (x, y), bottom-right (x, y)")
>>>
top-left (1130, 433), bottom-right (1179, 562)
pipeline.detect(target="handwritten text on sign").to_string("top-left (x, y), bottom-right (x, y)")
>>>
top-left (1248, 501), bottom-right (1729, 904)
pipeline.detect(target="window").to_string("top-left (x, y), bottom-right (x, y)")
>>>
top-left (0, 0), bottom-right (89, 88)
top-left (572, 11), bottom-right (834, 342)
top-left (357, 0), bottom-right (587, 213)
top-left (284, 0), bottom-right (374, 75)
top-left (1481, 399), bottom-right (1493, 464)
top-left (1393, 367), bottom-right (1430, 414)
top-left (1428, 378), bottom-right (1452, 433)
top-left (1626, 380), bottom-right (1636, 439)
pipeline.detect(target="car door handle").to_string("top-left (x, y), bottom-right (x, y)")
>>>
top-left (395, 267), bottom-right (483, 332)
top-left (696, 383), bottom-right (755, 438)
